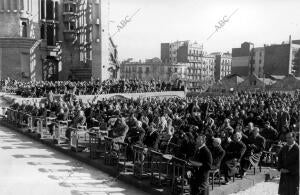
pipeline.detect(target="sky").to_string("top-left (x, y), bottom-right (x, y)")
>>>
top-left (109, 0), bottom-right (300, 61)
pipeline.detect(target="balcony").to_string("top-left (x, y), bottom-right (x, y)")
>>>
top-left (63, 0), bottom-right (77, 4)
top-left (63, 11), bottom-right (76, 16)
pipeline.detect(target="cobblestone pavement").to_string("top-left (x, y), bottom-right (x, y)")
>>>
top-left (229, 181), bottom-right (279, 195)
top-left (0, 124), bottom-right (149, 195)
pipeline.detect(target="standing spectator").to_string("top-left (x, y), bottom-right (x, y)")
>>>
top-left (188, 134), bottom-right (212, 195)
top-left (277, 106), bottom-right (290, 134)
top-left (278, 132), bottom-right (299, 195)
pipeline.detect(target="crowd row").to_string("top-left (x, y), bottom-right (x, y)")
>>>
top-left (1, 79), bottom-right (184, 97)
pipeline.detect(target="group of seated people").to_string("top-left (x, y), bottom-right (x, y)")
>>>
top-left (8, 90), bottom-right (300, 192)
top-left (1, 78), bottom-right (184, 98)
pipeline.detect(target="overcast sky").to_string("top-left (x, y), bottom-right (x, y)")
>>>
top-left (109, 0), bottom-right (300, 61)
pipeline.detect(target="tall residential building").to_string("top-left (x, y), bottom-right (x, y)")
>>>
top-left (120, 58), bottom-right (187, 82)
top-left (252, 47), bottom-right (265, 77)
top-left (0, 0), bottom-right (118, 81)
top-left (160, 40), bottom-right (214, 91)
top-left (161, 41), bottom-right (204, 64)
top-left (232, 37), bottom-right (300, 78)
top-left (231, 42), bottom-right (252, 76)
top-left (120, 58), bottom-right (163, 81)
top-left (212, 52), bottom-right (232, 81)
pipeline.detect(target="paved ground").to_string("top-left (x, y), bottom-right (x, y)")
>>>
top-left (0, 124), bottom-right (149, 195)
top-left (229, 181), bottom-right (279, 195)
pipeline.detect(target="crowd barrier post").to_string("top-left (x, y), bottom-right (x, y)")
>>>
top-left (88, 130), bottom-right (100, 159)
top-left (39, 117), bottom-right (54, 139)
top-left (10, 109), bottom-right (15, 123)
top-left (1, 107), bottom-right (7, 119)
top-left (54, 121), bottom-right (68, 145)
top-left (19, 111), bottom-right (30, 129)
top-left (70, 127), bottom-right (79, 152)
top-left (12, 109), bottom-right (18, 125)
top-left (26, 114), bottom-right (33, 130)
top-left (36, 118), bottom-right (44, 138)
top-left (6, 108), bottom-right (13, 122)
top-left (31, 116), bottom-right (39, 133)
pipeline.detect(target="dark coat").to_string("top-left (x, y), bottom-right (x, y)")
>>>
top-left (278, 144), bottom-right (299, 195)
top-left (224, 141), bottom-right (246, 161)
top-left (190, 145), bottom-right (213, 195)
top-left (247, 134), bottom-right (266, 153)
top-left (143, 130), bottom-right (160, 150)
top-left (261, 127), bottom-right (278, 142)
top-left (277, 111), bottom-right (290, 131)
top-left (209, 145), bottom-right (225, 169)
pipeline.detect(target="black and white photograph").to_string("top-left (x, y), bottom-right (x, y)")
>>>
top-left (0, 0), bottom-right (299, 195)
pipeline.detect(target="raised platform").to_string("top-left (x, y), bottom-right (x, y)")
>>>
top-left (0, 119), bottom-right (276, 195)
top-left (0, 91), bottom-right (186, 104)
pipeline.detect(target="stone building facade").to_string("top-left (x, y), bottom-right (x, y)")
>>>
top-left (212, 52), bottom-right (232, 81)
top-left (121, 41), bottom-right (215, 92)
top-left (0, 0), bottom-right (117, 81)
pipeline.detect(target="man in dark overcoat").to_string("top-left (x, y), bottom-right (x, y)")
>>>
top-left (188, 134), bottom-right (213, 195)
top-left (278, 132), bottom-right (299, 195)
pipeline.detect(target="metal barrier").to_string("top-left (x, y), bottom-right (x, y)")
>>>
top-left (53, 121), bottom-right (69, 145)
top-left (70, 125), bottom-right (89, 152)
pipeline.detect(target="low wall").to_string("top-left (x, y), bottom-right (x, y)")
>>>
top-left (0, 91), bottom-right (186, 104)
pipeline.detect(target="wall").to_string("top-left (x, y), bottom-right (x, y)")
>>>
top-left (0, 13), bottom-right (20, 37)
top-left (0, 38), bottom-right (42, 81)
top-left (232, 42), bottom-right (250, 76)
top-left (231, 56), bottom-right (249, 76)
top-left (264, 44), bottom-right (290, 76)
top-left (177, 44), bottom-right (188, 63)
top-left (161, 43), bottom-right (170, 63)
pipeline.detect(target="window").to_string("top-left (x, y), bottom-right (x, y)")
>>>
top-left (47, 25), bottom-right (54, 45)
top-left (21, 22), bottom-right (27, 37)
top-left (40, 23), bottom-right (45, 39)
top-left (259, 59), bottom-right (262, 64)
top-left (46, 0), bottom-right (54, 20)
top-left (70, 4), bottom-right (75, 12)
top-left (64, 4), bottom-right (69, 12)
top-left (55, 2), bottom-right (59, 20)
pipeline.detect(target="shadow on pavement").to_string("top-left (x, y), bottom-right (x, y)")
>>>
top-left (0, 124), bottom-right (144, 195)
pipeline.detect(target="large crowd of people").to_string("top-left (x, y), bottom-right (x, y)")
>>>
top-left (7, 89), bottom-right (300, 194)
top-left (0, 78), bottom-right (184, 97)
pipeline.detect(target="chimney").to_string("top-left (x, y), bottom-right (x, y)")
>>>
top-left (289, 35), bottom-right (292, 44)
